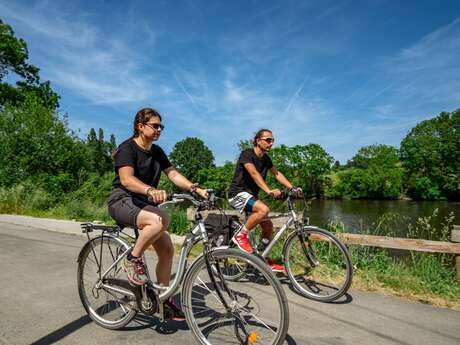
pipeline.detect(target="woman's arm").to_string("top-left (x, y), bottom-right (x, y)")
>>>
top-left (119, 166), bottom-right (152, 195)
top-left (164, 167), bottom-right (208, 199)
top-left (164, 167), bottom-right (195, 190)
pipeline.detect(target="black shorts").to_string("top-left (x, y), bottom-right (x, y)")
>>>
top-left (108, 188), bottom-right (150, 227)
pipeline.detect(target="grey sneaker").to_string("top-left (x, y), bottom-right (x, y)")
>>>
top-left (122, 256), bottom-right (148, 286)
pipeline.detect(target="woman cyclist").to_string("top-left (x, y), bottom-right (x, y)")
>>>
top-left (107, 107), bottom-right (208, 319)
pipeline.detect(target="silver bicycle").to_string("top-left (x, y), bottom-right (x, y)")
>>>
top-left (225, 190), bottom-right (353, 302)
top-left (77, 191), bottom-right (289, 345)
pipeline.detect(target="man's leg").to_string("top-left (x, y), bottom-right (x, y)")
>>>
top-left (233, 200), bottom-right (269, 253)
top-left (259, 219), bottom-right (285, 272)
top-left (259, 218), bottom-right (273, 240)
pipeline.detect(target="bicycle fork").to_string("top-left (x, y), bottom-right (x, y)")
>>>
top-left (297, 228), bottom-right (320, 267)
top-left (204, 248), bottom-right (252, 342)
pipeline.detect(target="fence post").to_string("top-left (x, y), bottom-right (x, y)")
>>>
top-left (452, 225), bottom-right (460, 283)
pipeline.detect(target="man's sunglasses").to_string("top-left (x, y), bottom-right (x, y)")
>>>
top-left (144, 123), bottom-right (164, 131)
top-left (259, 137), bottom-right (275, 144)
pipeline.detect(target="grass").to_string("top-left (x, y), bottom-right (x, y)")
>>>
top-left (327, 212), bottom-right (460, 310)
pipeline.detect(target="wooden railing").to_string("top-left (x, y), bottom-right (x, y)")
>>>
top-left (335, 226), bottom-right (460, 283)
top-left (187, 209), bottom-right (460, 282)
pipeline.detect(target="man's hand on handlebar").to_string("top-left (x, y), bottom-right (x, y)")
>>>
top-left (290, 187), bottom-right (303, 198)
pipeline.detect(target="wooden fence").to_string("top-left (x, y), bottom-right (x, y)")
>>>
top-left (187, 209), bottom-right (460, 282)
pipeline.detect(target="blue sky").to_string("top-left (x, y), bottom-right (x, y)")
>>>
top-left (1, 0), bottom-right (460, 164)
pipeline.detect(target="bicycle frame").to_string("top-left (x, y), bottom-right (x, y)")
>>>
top-left (252, 195), bottom-right (323, 270)
top-left (84, 210), bottom-right (237, 322)
top-left (258, 196), bottom-right (303, 258)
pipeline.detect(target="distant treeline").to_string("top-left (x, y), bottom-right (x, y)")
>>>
top-left (1, 18), bottom-right (459, 217)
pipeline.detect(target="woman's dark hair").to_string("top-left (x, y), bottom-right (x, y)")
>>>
top-left (133, 107), bottom-right (162, 137)
top-left (253, 128), bottom-right (272, 146)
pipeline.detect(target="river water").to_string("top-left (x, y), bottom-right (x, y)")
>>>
top-left (279, 199), bottom-right (460, 235)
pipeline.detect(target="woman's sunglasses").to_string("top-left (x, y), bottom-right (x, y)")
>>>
top-left (259, 137), bottom-right (275, 144)
top-left (144, 123), bottom-right (165, 131)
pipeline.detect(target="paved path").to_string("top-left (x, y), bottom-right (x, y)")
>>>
top-left (0, 215), bottom-right (459, 345)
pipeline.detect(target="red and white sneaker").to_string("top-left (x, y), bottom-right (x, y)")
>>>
top-left (232, 230), bottom-right (253, 253)
top-left (266, 258), bottom-right (285, 273)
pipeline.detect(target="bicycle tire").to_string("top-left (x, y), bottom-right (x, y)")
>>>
top-left (182, 248), bottom-right (289, 345)
top-left (283, 226), bottom-right (353, 302)
top-left (210, 257), bottom-right (248, 282)
top-left (77, 235), bottom-right (137, 329)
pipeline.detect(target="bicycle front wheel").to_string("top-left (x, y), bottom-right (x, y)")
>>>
top-left (182, 248), bottom-right (289, 345)
top-left (77, 235), bottom-right (137, 329)
top-left (284, 227), bottom-right (353, 302)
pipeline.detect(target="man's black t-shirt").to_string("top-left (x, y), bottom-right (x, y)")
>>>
top-left (112, 138), bottom-right (172, 201)
top-left (228, 148), bottom-right (273, 198)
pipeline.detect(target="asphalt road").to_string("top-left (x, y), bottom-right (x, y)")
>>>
top-left (0, 218), bottom-right (459, 345)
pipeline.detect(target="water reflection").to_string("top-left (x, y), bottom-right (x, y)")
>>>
top-left (277, 199), bottom-right (460, 234)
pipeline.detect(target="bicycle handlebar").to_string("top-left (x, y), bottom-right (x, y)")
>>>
top-left (275, 188), bottom-right (304, 200)
top-left (158, 189), bottom-right (219, 210)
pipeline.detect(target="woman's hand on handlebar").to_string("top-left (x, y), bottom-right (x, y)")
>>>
top-left (268, 188), bottom-right (282, 198)
top-left (147, 189), bottom-right (168, 204)
top-left (194, 187), bottom-right (209, 200)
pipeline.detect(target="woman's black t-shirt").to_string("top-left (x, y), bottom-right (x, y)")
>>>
top-left (112, 138), bottom-right (172, 201)
top-left (228, 148), bottom-right (273, 198)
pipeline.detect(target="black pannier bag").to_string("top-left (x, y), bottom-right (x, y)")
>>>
top-left (204, 213), bottom-right (240, 246)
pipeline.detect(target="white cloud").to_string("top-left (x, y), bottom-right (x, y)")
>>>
top-left (0, 0), bottom-right (160, 105)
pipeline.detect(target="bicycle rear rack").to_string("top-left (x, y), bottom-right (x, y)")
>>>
top-left (80, 223), bottom-right (119, 233)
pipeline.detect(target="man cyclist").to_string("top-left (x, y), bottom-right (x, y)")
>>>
top-left (228, 128), bottom-right (302, 272)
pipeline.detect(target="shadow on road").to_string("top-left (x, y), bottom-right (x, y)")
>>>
top-left (29, 313), bottom-right (188, 345)
top-left (123, 314), bottom-right (188, 334)
top-left (278, 276), bottom-right (354, 304)
top-left (30, 314), bottom-right (92, 345)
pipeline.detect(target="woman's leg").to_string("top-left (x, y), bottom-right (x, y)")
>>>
top-left (152, 232), bottom-right (174, 286)
top-left (134, 206), bottom-right (172, 286)
top-left (132, 206), bottom-right (170, 257)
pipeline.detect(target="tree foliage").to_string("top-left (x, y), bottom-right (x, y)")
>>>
top-left (86, 128), bottom-right (115, 175)
top-left (268, 144), bottom-right (333, 197)
top-left (0, 94), bottom-right (87, 187)
top-left (400, 109), bottom-right (460, 200)
top-left (0, 19), bottom-right (59, 109)
top-left (196, 162), bottom-right (235, 197)
top-left (329, 144), bottom-right (403, 199)
top-left (169, 137), bottom-right (214, 181)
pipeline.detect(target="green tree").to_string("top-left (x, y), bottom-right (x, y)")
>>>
top-left (269, 144), bottom-right (334, 197)
top-left (237, 139), bottom-right (253, 152)
top-left (0, 19), bottom-right (59, 109)
top-left (330, 144), bottom-right (403, 199)
top-left (196, 162), bottom-right (235, 196)
top-left (346, 144), bottom-right (399, 169)
top-left (86, 128), bottom-right (115, 175)
top-left (0, 93), bottom-right (87, 187)
top-left (400, 109), bottom-right (460, 200)
top-left (169, 137), bottom-right (214, 181)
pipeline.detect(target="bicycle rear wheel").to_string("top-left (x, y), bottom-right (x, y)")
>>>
top-left (77, 235), bottom-right (137, 329)
top-left (182, 248), bottom-right (289, 345)
top-left (283, 227), bottom-right (353, 302)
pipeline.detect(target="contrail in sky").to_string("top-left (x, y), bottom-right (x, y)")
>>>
top-left (283, 74), bottom-right (309, 114)
top-left (173, 72), bottom-right (200, 113)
